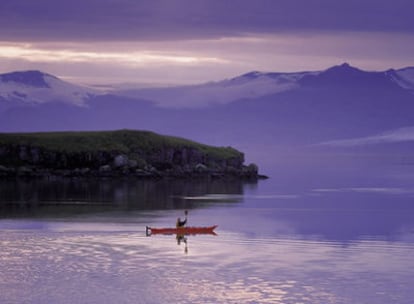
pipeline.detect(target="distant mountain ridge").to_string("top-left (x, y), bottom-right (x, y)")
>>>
top-left (1, 63), bottom-right (414, 168)
top-left (115, 63), bottom-right (414, 107)
top-left (1, 64), bottom-right (413, 108)
top-left (305, 63), bottom-right (413, 87)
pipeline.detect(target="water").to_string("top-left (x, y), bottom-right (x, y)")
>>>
top-left (1, 157), bottom-right (414, 303)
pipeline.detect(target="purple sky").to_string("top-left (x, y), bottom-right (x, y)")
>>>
top-left (1, 0), bottom-right (413, 85)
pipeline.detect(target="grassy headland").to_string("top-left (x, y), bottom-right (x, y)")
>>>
top-left (0, 129), bottom-right (261, 179)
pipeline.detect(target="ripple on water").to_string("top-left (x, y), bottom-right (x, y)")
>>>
top-left (1, 224), bottom-right (414, 303)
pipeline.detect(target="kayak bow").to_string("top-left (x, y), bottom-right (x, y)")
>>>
top-left (146, 225), bottom-right (217, 236)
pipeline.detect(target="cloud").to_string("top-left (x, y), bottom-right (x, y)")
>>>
top-left (320, 127), bottom-right (414, 147)
top-left (313, 187), bottom-right (413, 195)
top-left (0, 0), bottom-right (413, 42)
top-left (1, 1), bottom-right (414, 84)
top-left (2, 30), bottom-right (414, 85)
top-left (0, 44), bottom-right (225, 66)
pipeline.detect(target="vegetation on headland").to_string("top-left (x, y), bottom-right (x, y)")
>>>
top-left (0, 129), bottom-right (265, 179)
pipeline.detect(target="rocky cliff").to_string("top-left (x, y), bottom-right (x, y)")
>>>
top-left (0, 130), bottom-right (264, 179)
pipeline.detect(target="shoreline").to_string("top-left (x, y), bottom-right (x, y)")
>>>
top-left (0, 165), bottom-right (268, 180)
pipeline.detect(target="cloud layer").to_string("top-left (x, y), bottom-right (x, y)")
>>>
top-left (1, 0), bottom-right (414, 41)
top-left (1, 1), bottom-right (414, 84)
top-left (321, 127), bottom-right (414, 147)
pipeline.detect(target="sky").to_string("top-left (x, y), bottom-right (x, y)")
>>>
top-left (0, 0), bottom-right (414, 86)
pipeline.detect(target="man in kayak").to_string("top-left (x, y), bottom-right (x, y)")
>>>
top-left (176, 210), bottom-right (188, 228)
top-left (176, 233), bottom-right (188, 254)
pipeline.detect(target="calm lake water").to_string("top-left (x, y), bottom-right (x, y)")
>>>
top-left (1, 156), bottom-right (414, 303)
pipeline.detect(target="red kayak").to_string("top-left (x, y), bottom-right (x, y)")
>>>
top-left (146, 225), bottom-right (217, 236)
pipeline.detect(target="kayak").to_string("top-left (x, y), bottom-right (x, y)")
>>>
top-left (146, 225), bottom-right (217, 236)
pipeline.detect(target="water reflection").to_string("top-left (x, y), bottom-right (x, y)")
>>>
top-left (2, 158), bottom-right (414, 303)
top-left (0, 178), bottom-right (253, 218)
top-left (1, 225), bottom-right (412, 304)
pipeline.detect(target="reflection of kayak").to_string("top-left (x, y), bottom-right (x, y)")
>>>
top-left (146, 225), bottom-right (217, 236)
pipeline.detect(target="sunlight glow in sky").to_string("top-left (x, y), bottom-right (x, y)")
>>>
top-left (0, 1), bottom-right (413, 85)
top-left (0, 44), bottom-right (225, 65)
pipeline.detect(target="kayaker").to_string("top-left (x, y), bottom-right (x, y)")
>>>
top-left (176, 210), bottom-right (188, 228)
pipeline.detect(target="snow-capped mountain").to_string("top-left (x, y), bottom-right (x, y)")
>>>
top-left (1, 64), bottom-right (413, 110)
top-left (116, 70), bottom-right (316, 108)
top-left (0, 70), bottom-right (98, 106)
top-left (115, 63), bottom-right (414, 108)
top-left (299, 63), bottom-right (414, 92)
top-left (387, 67), bottom-right (414, 91)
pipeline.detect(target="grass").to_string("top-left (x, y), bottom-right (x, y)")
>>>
top-left (0, 129), bottom-right (242, 160)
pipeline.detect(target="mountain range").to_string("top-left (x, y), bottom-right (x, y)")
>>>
top-left (1, 63), bottom-right (414, 167)
top-left (114, 64), bottom-right (414, 108)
